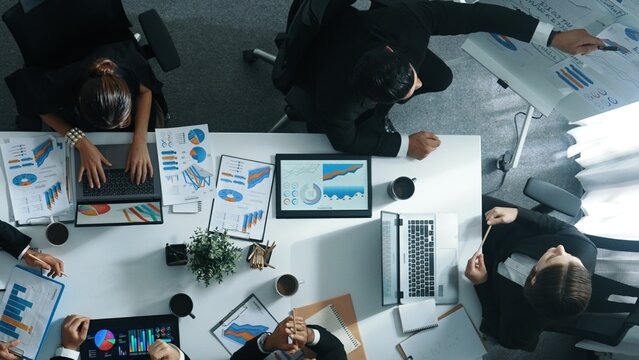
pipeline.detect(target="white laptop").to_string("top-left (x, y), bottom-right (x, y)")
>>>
top-left (381, 211), bottom-right (459, 305)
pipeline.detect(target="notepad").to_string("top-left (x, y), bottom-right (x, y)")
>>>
top-left (397, 305), bottom-right (486, 360)
top-left (398, 298), bottom-right (438, 333)
top-left (306, 304), bottom-right (360, 353)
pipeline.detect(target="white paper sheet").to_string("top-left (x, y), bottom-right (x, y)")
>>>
top-left (155, 125), bottom-right (216, 205)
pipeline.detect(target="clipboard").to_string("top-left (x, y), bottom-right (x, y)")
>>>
top-left (210, 294), bottom-right (279, 354)
top-left (396, 304), bottom-right (487, 360)
top-left (0, 266), bottom-right (64, 360)
top-left (294, 293), bottom-right (367, 360)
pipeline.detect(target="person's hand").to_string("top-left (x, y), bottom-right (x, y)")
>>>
top-left (551, 29), bottom-right (604, 55)
top-left (485, 207), bottom-right (518, 225)
top-left (148, 340), bottom-right (180, 360)
top-left (126, 138), bottom-right (153, 185)
top-left (408, 131), bottom-right (441, 160)
top-left (23, 249), bottom-right (64, 278)
top-left (0, 340), bottom-right (21, 360)
top-left (61, 315), bottom-right (90, 351)
top-left (75, 138), bottom-right (112, 189)
top-left (465, 252), bottom-right (487, 285)
top-left (264, 316), bottom-right (308, 354)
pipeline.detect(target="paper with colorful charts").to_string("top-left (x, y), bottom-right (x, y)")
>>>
top-left (155, 124), bottom-right (216, 206)
top-left (208, 155), bottom-right (275, 241)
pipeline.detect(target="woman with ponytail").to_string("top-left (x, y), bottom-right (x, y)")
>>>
top-left (7, 41), bottom-right (164, 188)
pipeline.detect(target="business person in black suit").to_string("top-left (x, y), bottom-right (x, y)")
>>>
top-left (231, 315), bottom-right (346, 360)
top-left (0, 220), bottom-right (64, 277)
top-left (305, 0), bottom-right (604, 159)
top-left (464, 196), bottom-right (597, 351)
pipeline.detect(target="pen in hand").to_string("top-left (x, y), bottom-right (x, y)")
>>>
top-left (27, 253), bottom-right (68, 277)
top-left (598, 45), bottom-right (619, 51)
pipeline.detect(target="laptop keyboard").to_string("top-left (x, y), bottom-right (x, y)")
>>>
top-left (82, 169), bottom-right (155, 197)
top-left (408, 219), bottom-right (435, 297)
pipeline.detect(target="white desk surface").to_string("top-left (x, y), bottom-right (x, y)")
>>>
top-left (0, 132), bottom-right (481, 360)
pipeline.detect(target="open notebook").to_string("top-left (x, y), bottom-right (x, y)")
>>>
top-left (306, 304), bottom-right (360, 353)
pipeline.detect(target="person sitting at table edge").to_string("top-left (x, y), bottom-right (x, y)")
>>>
top-left (0, 219), bottom-right (64, 278)
top-left (6, 40), bottom-right (164, 189)
top-left (303, 0), bottom-right (604, 160)
top-left (231, 315), bottom-right (346, 360)
top-left (464, 196), bottom-right (596, 351)
top-left (0, 315), bottom-right (189, 360)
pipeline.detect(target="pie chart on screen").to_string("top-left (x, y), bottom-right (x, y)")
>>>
top-left (94, 329), bottom-right (116, 351)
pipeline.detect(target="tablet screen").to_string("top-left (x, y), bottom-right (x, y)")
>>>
top-left (80, 314), bottom-right (179, 359)
top-left (276, 154), bottom-right (372, 218)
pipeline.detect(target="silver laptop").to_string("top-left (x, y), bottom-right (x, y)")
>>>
top-left (381, 211), bottom-right (459, 305)
top-left (73, 143), bottom-right (163, 226)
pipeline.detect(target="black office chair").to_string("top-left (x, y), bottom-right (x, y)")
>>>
top-left (523, 177), bottom-right (639, 346)
top-left (242, 0), bottom-right (356, 133)
top-left (3, 0), bottom-right (180, 130)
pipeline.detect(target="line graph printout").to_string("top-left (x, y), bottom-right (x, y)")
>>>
top-left (0, 136), bottom-right (70, 221)
top-left (0, 267), bottom-right (64, 360)
top-left (208, 156), bottom-right (274, 241)
top-left (155, 124), bottom-right (216, 205)
top-left (210, 295), bottom-right (278, 355)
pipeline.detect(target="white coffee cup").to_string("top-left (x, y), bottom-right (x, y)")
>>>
top-left (274, 274), bottom-right (304, 297)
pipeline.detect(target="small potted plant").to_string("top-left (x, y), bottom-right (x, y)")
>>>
top-left (187, 228), bottom-right (241, 287)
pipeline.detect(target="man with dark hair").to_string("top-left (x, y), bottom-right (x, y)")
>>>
top-left (306, 0), bottom-right (604, 158)
top-left (464, 196), bottom-right (596, 351)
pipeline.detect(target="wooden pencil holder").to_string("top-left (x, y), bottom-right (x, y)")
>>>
top-left (246, 242), bottom-right (276, 270)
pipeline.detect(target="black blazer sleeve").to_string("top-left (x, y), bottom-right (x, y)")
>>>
top-left (405, 1), bottom-right (539, 42)
top-left (230, 334), bottom-right (265, 360)
top-left (0, 220), bottom-right (31, 259)
top-left (307, 325), bottom-right (347, 360)
top-left (514, 207), bottom-right (574, 234)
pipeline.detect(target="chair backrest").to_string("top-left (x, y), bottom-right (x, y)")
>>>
top-left (523, 177), bottom-right (582, 217)
top-left (3, 0), bottom-right (132, 68)
top-left (272, 0), bottom-right (355, 94)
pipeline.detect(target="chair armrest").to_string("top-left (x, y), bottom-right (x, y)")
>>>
top-left (523, 177), bottom-right (581, 217)
top-left (138, 9), bottom-right (180, 72)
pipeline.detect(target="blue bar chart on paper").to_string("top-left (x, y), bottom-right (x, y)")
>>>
top-left (0, 267), bottom-right (64, 360)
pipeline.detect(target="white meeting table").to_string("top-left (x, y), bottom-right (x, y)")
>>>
top-left (0, 132), bottom-right (481, 360)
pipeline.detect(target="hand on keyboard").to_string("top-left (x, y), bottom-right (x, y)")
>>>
top-left (76, 138), bottom-right (112, 189)
top-left (126, 138), bottom-right (154, 185)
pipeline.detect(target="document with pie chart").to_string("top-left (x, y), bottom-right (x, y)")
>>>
top-left (155, 124), bottom-right (216, 205)
top-left (208, 155), bottom-right (275, 241)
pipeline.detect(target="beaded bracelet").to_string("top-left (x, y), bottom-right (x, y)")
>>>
top-left (64, 127), bottom-right (86, 147)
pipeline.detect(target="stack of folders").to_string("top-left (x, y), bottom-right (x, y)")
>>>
top-left (398, 298), bottom-right (438, 333)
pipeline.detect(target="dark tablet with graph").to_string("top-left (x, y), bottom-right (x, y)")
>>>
top-left (275, 154), bottom-right (372, 218)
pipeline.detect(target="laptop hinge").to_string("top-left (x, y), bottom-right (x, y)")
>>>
top-left (395, 218), bottom-right (403, 226)
top-left (398, 290), bottom-right (404, 299)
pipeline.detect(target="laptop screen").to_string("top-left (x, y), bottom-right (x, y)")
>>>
top-left (381, 211), bottom-right (399, 306)
top-left (80, 314), bottom-right (179, 359)
top-left (75, 200), bottom-right (163, 226)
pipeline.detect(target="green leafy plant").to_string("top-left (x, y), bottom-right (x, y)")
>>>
top-left (187, 228), bottom-right (241, 287)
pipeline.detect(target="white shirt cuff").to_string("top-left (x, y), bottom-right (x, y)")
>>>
top-left (17, 246), bottom-right (30, 260)
top-left (308, 328), bottom-right (321, 346)
top-left (398, 134), bottom-right (410, 157)
top-left (169, 343), bottom-right (185, 360)
top-left (54, 347), bottom-right (80, 360)
top-left (531, 21), bottom-right (554, 46)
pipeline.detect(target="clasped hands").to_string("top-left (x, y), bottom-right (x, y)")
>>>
top-left (76, 137), bottom-right (153, 188)
top-left (464, 207), bottom-right (519, 285)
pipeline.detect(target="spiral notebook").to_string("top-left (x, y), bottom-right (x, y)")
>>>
top-left (306, 304), bottom-right (360, 353)
top-left (295, 293), bottom-right (367, 360)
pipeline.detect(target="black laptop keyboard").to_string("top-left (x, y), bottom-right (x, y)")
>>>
top-left (408, 219), bottom-right (435, 297)
top-left (82, 168), bottom-right (155, 197)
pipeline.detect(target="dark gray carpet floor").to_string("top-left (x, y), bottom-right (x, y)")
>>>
top-left (0, 0), bottom-right (589, 358)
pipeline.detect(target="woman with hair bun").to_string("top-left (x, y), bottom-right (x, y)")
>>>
top-left (7, 41), bottom-right (164, 188)
top-left (464, 196), bottom-right (597, 351)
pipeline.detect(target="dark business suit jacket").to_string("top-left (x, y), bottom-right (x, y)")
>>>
top-left (230, 325), bottom-right (346, 360)
top-left (0, 220), bottom-right (31, 259)
top-left (475, 198), bottom-right (597, 351)
top-left (307, 1), bottom-right (540, 156)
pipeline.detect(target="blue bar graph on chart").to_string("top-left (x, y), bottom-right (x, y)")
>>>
top-left (0, 284), bottom-right (34, 339)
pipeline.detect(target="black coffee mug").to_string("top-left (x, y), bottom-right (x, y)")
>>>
top-left (170, 293), bottom-right (195, 319)
top-left (274, 274), bottom-right (302, 297)
top-left (46, 217), bottom-right (69, 246)
top-left (387, 176), bottom-right (416, 200)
